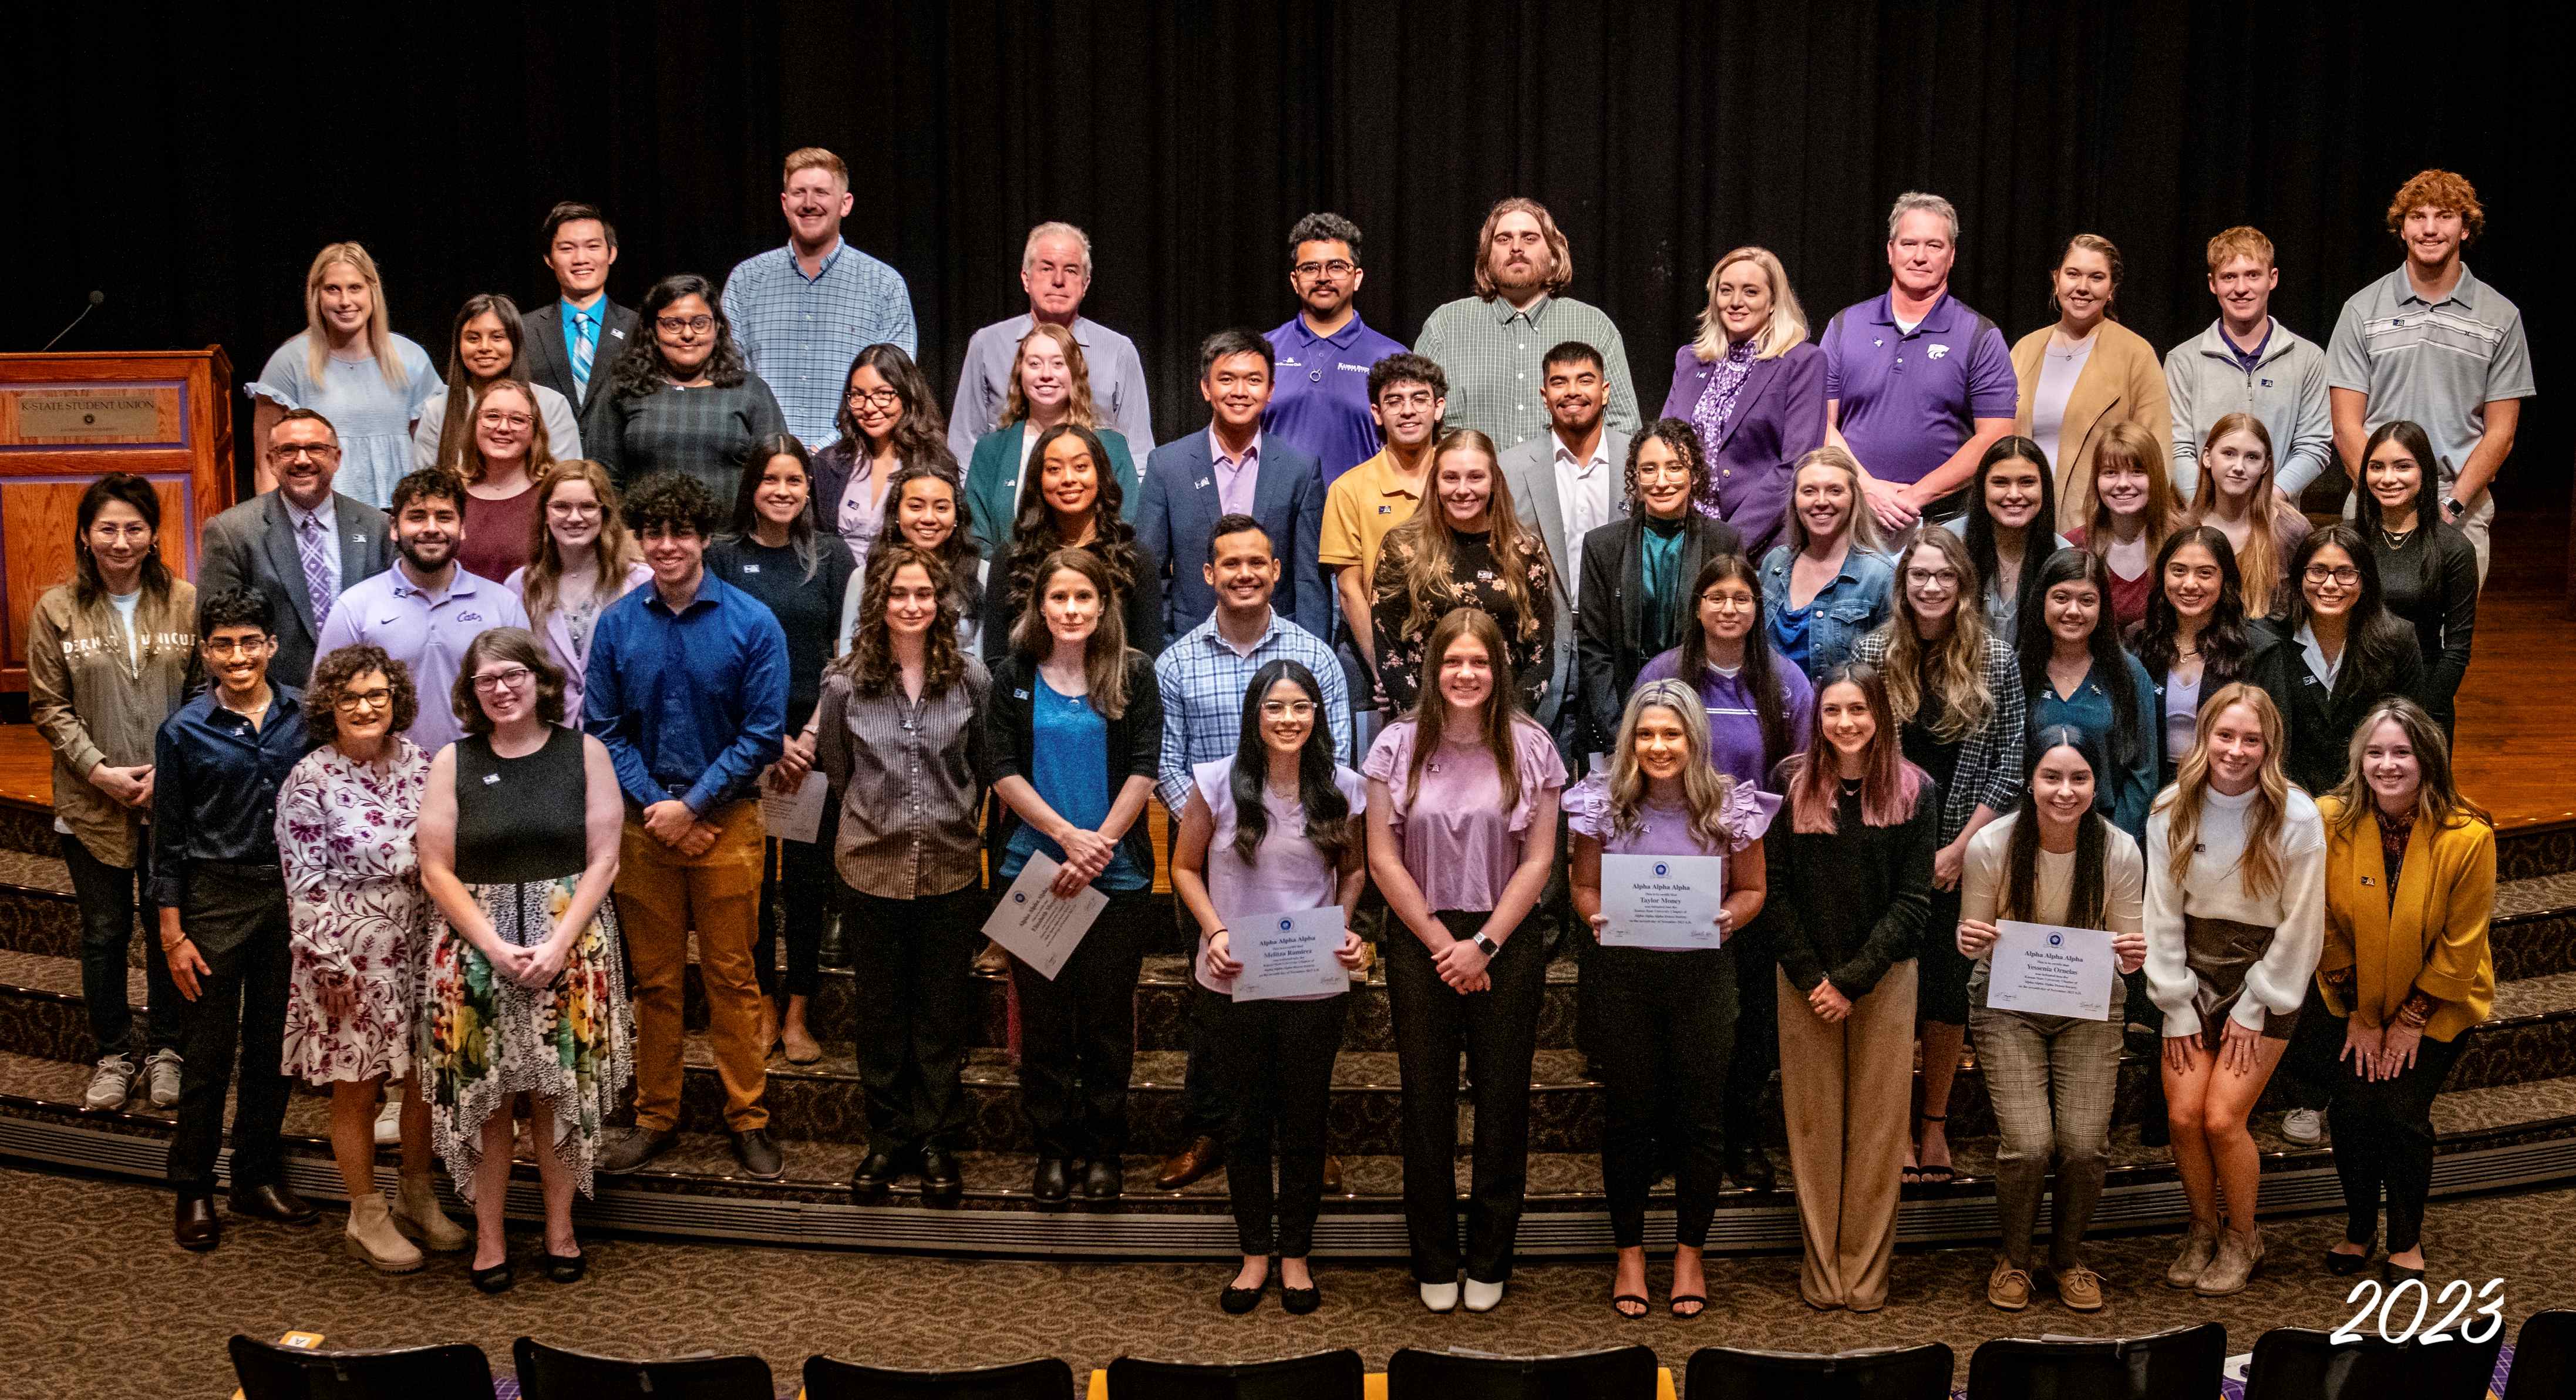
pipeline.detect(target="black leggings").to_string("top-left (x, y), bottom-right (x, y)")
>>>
top-left (1385, 909), bottom-right (1547, 1284)
top-left (1588, 944), bottom-right (1737, 1248)
top-left (2329, 1026), bottom-right (2466, 1254)
top-left (1212, 992), bottom-right (1347, 1257)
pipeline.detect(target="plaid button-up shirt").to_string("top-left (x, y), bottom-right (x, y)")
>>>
top-left (722, 239), bottom-right (918, 446)
top-left (1153, 610), bottom-right (1350, 811)
top-left (1412, 292), bottom-right (1642, 453)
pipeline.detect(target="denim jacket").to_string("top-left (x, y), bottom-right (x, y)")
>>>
top-left (1759, 541), bottom-right (1895, 684)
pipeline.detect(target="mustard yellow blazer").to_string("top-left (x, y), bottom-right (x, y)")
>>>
top-left (2315, 795), bottom-right (2495, 1042)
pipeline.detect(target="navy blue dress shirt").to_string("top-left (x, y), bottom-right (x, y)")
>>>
top-left (150, 686), bottom-right (316, 907)
top-left (581, 571), bottom-right (790, 815)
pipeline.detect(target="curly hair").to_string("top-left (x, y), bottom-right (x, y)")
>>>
top-left (1625, 418), bottom-right (1709, 511)
top-left (1875, 527), bottom-right (1996, 741)
top-left (622, 470), bottom-right (721, 539)
top-left (450, 627), bottom-right (567, 735)
top-left (303, 644), bottom-right (419, 747)
top-left (609, 274), bottom-right (749, 399)
top-left (2385, 169), bottom-right (2484, 245)
top-left (836, 543), bottom-right (965, 699)
top-left (1378, 429), bottom-right (1543, 644)
top-left (1604, 679), bottom-right (1742, 853)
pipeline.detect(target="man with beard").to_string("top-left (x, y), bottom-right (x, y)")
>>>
top-left (316, 469), bottom-right (530, 759)
top-left (1499, 341), bottom-right (1631, 748)
top-left (722, 147), bottom-right (918, 446)
top-left (1413, 197), bottom-right (1640, 452)
top-left (1262, 213), bottom-right (1408, 486)
top-left (194, 409), bottom-right (395, 687)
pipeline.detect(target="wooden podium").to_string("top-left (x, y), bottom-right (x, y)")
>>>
top-left (0, 349), bottom-right (236, 691)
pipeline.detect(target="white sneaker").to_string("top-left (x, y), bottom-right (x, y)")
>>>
top-left (2282, 1108), bottom-right (2325, 1146)
top-left (373, 1091), bottom-right (404, 1146)
top-left (1419, 1280), bottom-right (1459, 1313)
top-left (1463, 1277), bottom-right (1506, 1312)
top-left (144, 1049), bottom-right (183, 1108)
top-left (83, 1055), bottom-right (136, 1111)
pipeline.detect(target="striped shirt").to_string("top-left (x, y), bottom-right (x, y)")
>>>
top-left (1412, 293), bottom-right (1642, 453)
top-left (722, 239), bottom-right (919, 446)
top-left (2326, 264), bottom-right (2534, 491)
top-left (1153, 611), bottom-right (1350, 810)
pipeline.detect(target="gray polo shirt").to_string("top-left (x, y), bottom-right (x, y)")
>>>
top-left (2326, 264), bottom-right (2535, 491)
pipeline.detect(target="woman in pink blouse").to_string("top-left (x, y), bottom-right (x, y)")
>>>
top-left (1363, 607), bottom-right (1567, 1315)
top-left (277, 644), bottom-right (466, 1271)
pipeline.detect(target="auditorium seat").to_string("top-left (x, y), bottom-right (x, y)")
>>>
top-left (1964, 1324), bottom-right (2224, 1400)
top-left (2242, 1326), bottom-right (2503, 1400)
top-left (511, 1337), bottom-right (773, 1399)
top-left (2504, 1311), bottom-right (2576, 1400)
top-left (1104, 1348), bottom-right (1364, 1398)
top-left (804, 1354), bottom-right (1076, 1399)
top-left (1683, 1341), bottom-right (1953, 1400)
top-left (228, 1335), bottom-right (495, 1399)
top-left (1385, 1344), bottom-right (1661, 1398)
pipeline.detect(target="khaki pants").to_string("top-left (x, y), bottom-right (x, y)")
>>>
top-left (618, 801), bottom-right (767, 1133)
top-left (1777, 960), bottom-right (1915, 1310)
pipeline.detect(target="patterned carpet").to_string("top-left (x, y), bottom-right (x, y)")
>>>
top-left (5, 1166), bottom-right (2571, 1398)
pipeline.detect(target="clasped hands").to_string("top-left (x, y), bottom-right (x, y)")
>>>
top-left (643, 799), bottom-right (720, 856)
top-left (2341, 1017), bottom-right (2425, 1082)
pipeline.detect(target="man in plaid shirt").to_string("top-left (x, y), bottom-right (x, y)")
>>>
top-left (722, 147), bottom-right (918, 446)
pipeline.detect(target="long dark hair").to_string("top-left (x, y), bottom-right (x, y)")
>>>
top-left (2278, 524), bottom-right (2418, 702)
top-left (1002, 423), bottom-right (1141, 614)
top-left (1227, 658), bottom-right (1351, 866)
top-left (2016, 548), bottom-right (2143, 774)
top-left (2001, 725), bottom-right (2113, 931)
top-left (71, 473), bottom-right (175, 607)
top-left (1959, 435), bottom-right (2059, 636)
top-left (433, 292), bottom-right (527, 474)
top-left (2351, 419), bottom-right (2446, 606)
top-left (1008, 547), bottom-right (1133, 719)
top-left (2133, 525), bottom-right (2255, 683)
top-left (880, 462), bottom-right (984, 620)
top-left (725, 433), bottom-right (824, 581)
top-left (1675, 551), bottom-right (1794, 773)
top-left (610, 274), bottom-right (749, 398)
top-left (833, 344), bottom-right (955, 470)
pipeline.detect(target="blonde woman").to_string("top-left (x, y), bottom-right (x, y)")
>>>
top-left (449, 379), bottom-right (555, 583)
top-left (2144, 683), bottom-right (2325, 1297)
top-left (503, 460), bottom-right (649, 722)
top-left (1757, 446), bottom-right (1894, 682)
top-left (1658, 246), bottom-right (1827, 561)
top-left (1369, 429), bottom-right (1554, 714)
top-left (247, 242), bottom-right (440, 506)
top-left (2190, 413), bottom-right (2309, 618)
top-left (2009, 234), bottom-right (2173, 531)
top-left (962, 322), bottom-right (1144, 558)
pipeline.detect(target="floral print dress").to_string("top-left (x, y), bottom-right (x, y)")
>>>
top-left (277, 739), bottom-right (432, 1083)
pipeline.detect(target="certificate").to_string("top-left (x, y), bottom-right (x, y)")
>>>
top-left (759, 771), bottom-right (828, 844)
top-left (981, 853), bottom-right (1109, 981)
top-left (1229, 907), bottom-right (1351, 1002)
top-left (1599, 853), bottom-right (1728, 950)
top-left (1986, 920), bottom-right (2117, 1020)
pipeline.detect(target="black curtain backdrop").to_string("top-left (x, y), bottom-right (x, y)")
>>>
top-left (8, 1), bottom-right (2567, 514)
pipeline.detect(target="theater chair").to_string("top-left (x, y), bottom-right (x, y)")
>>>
top-left (1964, 1324), bottom-right (2224, 1400)
top-left (2504, 1311), bottom-right (2576, 1400)
top-left (1684, 1342), bottom-right (1952, 1400)
top-left (1104, 1348), bottom-right (1365, 1398)
top-left (803, 1354), bottom-right (1076, 1399)
top-left (512, 1337), bottom-right (773, 1399)
top-left (227, 1335), bottom-right (496, 1399)
top-left (1385, 1345), bottom-right (1661, 1398)
top-left (2242, 1327), bottom-right (2503, 1400)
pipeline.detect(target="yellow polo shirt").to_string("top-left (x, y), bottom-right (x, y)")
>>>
top-left (1318, 449), bottom-right (1426, 596)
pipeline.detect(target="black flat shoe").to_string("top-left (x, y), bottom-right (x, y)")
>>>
top-left (1727, 1143), bottom-right (1776, 1192)
top-left (1081, 1156), bottom-right (1123, 1202)
top-left (1282, 1283), bottom-right (1321, 1315)
top-left (2326, 1239), bottom-right (2376, 1276)
top-left (849, 1151), bottom-right (901, 1196)
top-left (470, 1258), bottom-right (516, 1294)
top-left (1031, 1157), bottom-right (1071, 1206)
top-left (2384, 1258), bottom-right (2426, 1286)
top-left (919, 1147), bottom-right (962, 1194)
top-left (1220, 1283), bottom-right (1265, 1315)
top-left (544, 1247), bottom-right (586, 1284)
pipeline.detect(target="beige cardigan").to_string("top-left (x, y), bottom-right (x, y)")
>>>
top-left (2012, 319), bottom-right (2172, 533)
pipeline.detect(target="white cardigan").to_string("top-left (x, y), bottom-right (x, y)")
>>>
top-left (2143, 784), bottom-right (2326, 1038)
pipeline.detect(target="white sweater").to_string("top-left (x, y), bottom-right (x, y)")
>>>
top-left (2143, 784), bottom-right (2326, 1038)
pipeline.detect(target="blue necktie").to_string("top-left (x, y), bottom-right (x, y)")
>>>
top-left (571, 310), bottom-right (595, 399)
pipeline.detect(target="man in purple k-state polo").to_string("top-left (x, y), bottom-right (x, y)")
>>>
top-left (1263, 212), bottom-right (1409, 488)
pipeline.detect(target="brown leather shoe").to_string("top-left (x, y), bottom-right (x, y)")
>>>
top-left (231, 1182), bottom-right (319, 1226)
top-left (174, 1193), bottom-right (221, 1250)
top-left (1322, 1154), bottom-right (1345, 1194)
top-left (1154, 1135), bottom-right (1224, 1190)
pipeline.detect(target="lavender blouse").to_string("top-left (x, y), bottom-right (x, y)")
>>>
top-left (1190, 756), bottom-right (1368, 996)
top-left (1361, 716), bottom-right (1568, 914)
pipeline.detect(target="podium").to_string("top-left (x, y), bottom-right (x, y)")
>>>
top-left (0, 349), bottom-right (236, 691)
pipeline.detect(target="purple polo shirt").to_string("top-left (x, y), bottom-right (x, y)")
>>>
top-left (1819, 291), bottom-right (2016, 487)
top-left (1263, 312), bottom-right (1409, 485)
top-left (313, 563), bottom-right (531, 758)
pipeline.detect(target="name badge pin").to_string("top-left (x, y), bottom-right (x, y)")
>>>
top-left (481, 773), bottom-right (500, 785)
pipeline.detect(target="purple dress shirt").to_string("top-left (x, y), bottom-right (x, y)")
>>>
top-left (1262, 313), bottom-right (1409, 486)
top-left (1658, 340), bottom-right (1829, 563)
top-left (1211, 429), bottom-right (1261, 518)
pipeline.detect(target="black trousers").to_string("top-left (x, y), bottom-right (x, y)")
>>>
top-left (845, 882), bottom-right (986, 1157)
top-left (753, 813), bottom-right (836, 1001)
top-left (2277, 979), bottom-right (2344, 1112)
top-left (1011, 888), bottom-right (1150, 1161)
top-left (1212, 991), bottom-right (1348, 1257)
top-left (1385, 908), bottom-right (1547, 1284)
top-left (1588, 944), bottom-right (1738, 1248)
top-left (1722, 915), bottom-right (1778, 1156)
top-left (60, 832), bottom-right (182, 1061)
top-left (163, 863), bottom-right (292, 1195)
top-left (2329, 1027), bottom-right (2466, 1254)
top-left (1179, 982), bottom-right (1229, 1141)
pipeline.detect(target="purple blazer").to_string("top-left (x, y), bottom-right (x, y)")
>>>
top-left (1658, 340), bottom-right (1827, 564)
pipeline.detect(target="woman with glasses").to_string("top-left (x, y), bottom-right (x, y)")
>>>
top-left (413, 293), bottom-right (582, 472)
top-left (814, 345), bottom-right (957, 572)
top-left (587, 274), bottom-right (787, 500)
top-left (451, 379), bottom-right (555, 584)
top-left (505, 460), bottom-right (650, 724)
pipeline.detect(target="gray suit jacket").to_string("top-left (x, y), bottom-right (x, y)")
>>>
top-left (1499, 427), bottom-right (1632, 730)
top-left (193, 490), bottom-right (395, 686)
top-left (519, 297), bottom-right (639, 420)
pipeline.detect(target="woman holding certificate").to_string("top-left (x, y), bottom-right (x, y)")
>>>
top-left (2316, 698), bottom-right (2493, 1287)
top-left (1568, 679), bottom-right (1775, 1319)
top-left (1954, 727), bottom-right (2146, 1313)
top-left (1363, 608), bottom-right (1567, 1315)
top-left (2143, 683), bottom-right (2325, 1297)
top-left (1171, 658), bottom-right (1368, 1316)
top-left (1765, 662), bottom-right (1936, 1312)
top-left (988, 548), bottom-right (1163, 1207)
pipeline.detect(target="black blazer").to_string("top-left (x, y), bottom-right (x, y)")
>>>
top-left (985, 650), bottom-right (1163, 881)
top-left (2134, 617), bottom-right (2298, 781)
top-left (1573, 513), bottom-right (1741, 745)
top-left (980, 538), bottom-right (1165, 667)
top-left (2280, 619), bottom-right (2427, 795)
top-left (518, 298), bottom-right (639, 420)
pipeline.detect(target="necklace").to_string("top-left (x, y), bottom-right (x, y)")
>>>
top-left (2380, 526), bottom-right (2417, 550)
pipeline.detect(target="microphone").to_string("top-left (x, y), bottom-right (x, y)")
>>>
top-left (41, 290), bottom-right (105, 352)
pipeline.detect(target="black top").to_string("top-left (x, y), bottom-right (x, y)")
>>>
top-left (2134, 617), bottom-right (2300, 782)
top-left (984, 649), bottom-right (1163, 881)
top-left (1901, 659), bottom-right (1965, 800)
top-left (1765, 768), bottom-right (1938, 999)
top-left (705, 536), bottom-right (856, 731)
top-left (1573, 510), bottom-right (1742, 743)
top-left (2368, 521), bottom-right (2477, 729)
top-left (2281, 620), bottom-right (2427, 796)
top-left (148, 686), bottom-right (316, 907)
top-left (453, 727), bottom-right (590, 884)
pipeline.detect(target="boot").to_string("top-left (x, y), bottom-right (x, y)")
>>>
top-left (392, 1173), bottom-right (471, 1253)
top-left (2194, 1226), bottom-right (2265, 1297)
top-left (2164, 1221), bottom-right (2218, 1289)
top-left (345, 1194), bottom-right (424, 1273)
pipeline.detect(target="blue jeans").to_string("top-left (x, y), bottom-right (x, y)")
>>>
top-left (60, 832), bottom-right (182, 1060)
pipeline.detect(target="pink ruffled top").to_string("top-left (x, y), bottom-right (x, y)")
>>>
top-left (1361, 716), bottom-right (1567, 913)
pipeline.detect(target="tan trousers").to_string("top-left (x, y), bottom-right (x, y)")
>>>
top-left (1777, 960), bottom-right (1916, 1310)
top-left (618, 802), bottom-right (767, 1133)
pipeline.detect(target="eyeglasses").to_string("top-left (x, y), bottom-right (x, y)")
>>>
top-left (2304, 565), bottom-right (2362, 585)
top-left (655, 315), bottom-right (716, 334)
top-left (1905, 568), bottom-right (1962, 586)
top-left (1292, 259), bottom-right (1356, 280)
top-left (1699, 591), bottom-right (1752, 607)
top-left (203, 637), bottom-right (267, 657)
top-left (472, 666), bottom-right (533, 693)
top-left (272, 443), bottom-right (341, 462)
top-left (844, 386), bottom-right (903, 408)
top-left (476, 411), bottom-right (534, 430)
top-left (547, 501), bottom-right (602, 518)
top-left (334, 688), bottom-right (394, 714)
top-left (1261, 700), bottom-right (1319, 719)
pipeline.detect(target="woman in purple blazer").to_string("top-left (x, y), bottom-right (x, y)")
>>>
top-left (1659, 247), bottom-right (1829, 564)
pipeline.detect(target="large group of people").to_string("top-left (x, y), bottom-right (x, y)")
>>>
top-left (27, 156), bottom-right (2530, 1320)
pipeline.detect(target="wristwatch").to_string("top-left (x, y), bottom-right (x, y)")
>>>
top-left (2442, 494), bottom-right (2466, 520)
top-left (1472, 933), bottom-right (1501, 958)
